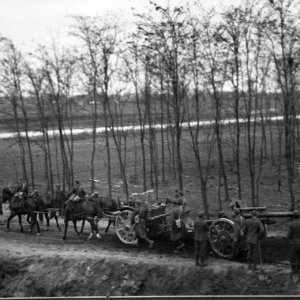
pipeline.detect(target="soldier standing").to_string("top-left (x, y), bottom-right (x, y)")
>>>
top-left (287, 215), bottom-right (300, 283)
top-left (232, 208), bottom-right (246, 255)
top-left (194, 211), bottom-right (209, 267)
top-left (131, 200), bottom-right (154, 248)
top-left (170, 200), bottom-right (186, 252)
top-left (245, 210), bottom-right (265, 270)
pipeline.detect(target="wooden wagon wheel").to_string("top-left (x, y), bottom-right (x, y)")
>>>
top-left (115, 208), bottom-right (137, 245)
top-left (209, 218), bottom-right (235, 259)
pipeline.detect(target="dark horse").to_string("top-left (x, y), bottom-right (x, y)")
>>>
top-left (78, 195), bottom-right (121, 235)
top-left (37, 190), bottom-right (68, 231)
top-left (62, 195), bottom-right (104, 240)
top-left (2, 187), bottom-right (41, 234)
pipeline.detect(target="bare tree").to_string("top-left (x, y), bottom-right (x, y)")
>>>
top-left (265, 0), bottom-right (300, 210)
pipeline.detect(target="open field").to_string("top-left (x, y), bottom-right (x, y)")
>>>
top-left (0, 121), bottom-right (298, 218)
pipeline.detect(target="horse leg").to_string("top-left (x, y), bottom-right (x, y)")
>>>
top-left (62, 219), bottom-right (69, 240)
top-left (6, 212), bottom-right (16, 231)
top-left (17, 214), bottom-right (24, 233)
top-left (27, 215), bottom-right (31, 226)
top-left (72, 218), bottom-right (80, 236)
top-left (54, 213), bottom-right (61, 231)
top-left (87, 220), bottom-right (100, 240)
top-left (44, 212), bottom-right (50, 231)
top-left (80, 219), bottom-right (85, 235)
top-left (105, 219), bottom-right (113, 234)
top-left (38, 212), bottom-right (44, 224)
top-left (32, 213), bottom-right (40, 235)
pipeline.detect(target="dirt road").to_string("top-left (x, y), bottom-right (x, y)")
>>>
top-left (0, 216), bottom-right (298, 297)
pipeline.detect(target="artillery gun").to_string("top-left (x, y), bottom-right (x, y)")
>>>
top-left (110, 191), bottom-right (299, 260)
top-left (208, 206), bottom-right (299, 259)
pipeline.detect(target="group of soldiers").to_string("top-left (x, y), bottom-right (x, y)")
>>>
top-left (130, 190), bottom-right (187, 250)
top-left (193, 207), bottom-right (265, 269)
top-left (131, 191), bottom-right (300, 282)
top-left (196, 204), bottom-right (300, 283)
top-left (130, 191), bottom-right (265, 270)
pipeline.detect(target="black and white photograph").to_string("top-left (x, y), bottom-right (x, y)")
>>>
top-left (0, 0), bottom-right (300, 298)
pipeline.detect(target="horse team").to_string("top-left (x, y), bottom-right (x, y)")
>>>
top-left (1, 183), bottom-right (120, 240)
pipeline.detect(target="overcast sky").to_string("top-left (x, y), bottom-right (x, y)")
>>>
top-left (0, 0), bottom-right (242, 50)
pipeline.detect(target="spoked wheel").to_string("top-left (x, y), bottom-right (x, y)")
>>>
top-left (115, 209), bottom-right (137, 245)
top-left (209, 218), bottom-right (235, 259)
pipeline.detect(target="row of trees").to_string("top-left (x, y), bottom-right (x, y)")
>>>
top-left (0, 0), bottom-right (299, 214)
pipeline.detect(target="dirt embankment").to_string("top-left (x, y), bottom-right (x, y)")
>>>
top-left (0, 241), bottom-right (297, 297)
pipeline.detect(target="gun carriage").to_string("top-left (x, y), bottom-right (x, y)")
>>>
top-left (105, 191), bottom-right (299, 260)
top-left (106, 190), bottom-right (169, 245)
top-left (207, 207), bottom-right (299, 259)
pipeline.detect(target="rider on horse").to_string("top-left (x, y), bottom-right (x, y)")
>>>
top-left (69, 179), bottom-right (86, 201)
top-left (64, 180), bottom-right (86, 214)
top-left (13, 177), bottom-right (28, 212)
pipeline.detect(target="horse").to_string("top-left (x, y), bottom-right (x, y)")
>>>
top-left (62, 194), bottom-right (104, 240)
top-left (78, 194), bottom-right (121, 235)
top-left (36, 190), bottom-right (68, 231)
top-left (2, 187), bottom-right (41, 234)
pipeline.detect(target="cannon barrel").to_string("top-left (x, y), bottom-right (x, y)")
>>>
top-left (241, 210), bottom-right (299, 220)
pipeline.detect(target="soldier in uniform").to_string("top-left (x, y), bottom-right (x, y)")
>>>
top-left (14, 177), bottom-right (28, 197)
top-left (70, 179), bottom-right (86, 199)
top-left (169, 199), bottom-right (186, 252)
top-left (194, 211), bottom-right (209, 267)
top-left (65, 180), bottom-right (86, 214)
top-left (287, 215), bottom-right (300, 283)
top-left (245, 210), bottom-right (265, 270)
top-left (13, 177), bottom-right (28, 211)
top-left (232, 208), bottom-right (246, 255)
top-left (131, 200), bottom-right (154, 248)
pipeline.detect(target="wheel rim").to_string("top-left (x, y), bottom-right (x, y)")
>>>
top-left (209, 218), bottom-right (235, 258)
top-left (115, 209), bottom-right (137, 245)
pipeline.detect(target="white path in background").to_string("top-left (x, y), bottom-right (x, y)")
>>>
top-left (0, 115), bottom-right (285, 140)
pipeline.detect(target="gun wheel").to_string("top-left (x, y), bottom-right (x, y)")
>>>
top-left (209, 218), bottom-right (235, 259)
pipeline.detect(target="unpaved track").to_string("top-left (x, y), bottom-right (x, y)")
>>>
top-left (0, 217), bottom-right (298, 296)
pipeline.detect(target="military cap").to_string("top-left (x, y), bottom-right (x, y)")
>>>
top-left (198, 211), bottom-right (205, 217)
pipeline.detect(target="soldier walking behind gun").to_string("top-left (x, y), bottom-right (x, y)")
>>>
top-left (233, 208), bottom-right (246, 255)
top-left (194, 211), bottom-right (209, 267)
top-left (287, 214), bottom-right (300, 283)
top-left (131, 200), bottom-right (154, 249)
top-left (245, 210), bottom-right (265, 270)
